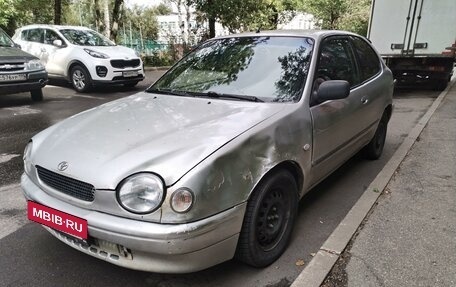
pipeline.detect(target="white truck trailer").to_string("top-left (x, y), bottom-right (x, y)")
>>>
top-left (368, 0), bottom-right (455, 90)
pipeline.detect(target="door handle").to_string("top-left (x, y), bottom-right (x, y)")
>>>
top-left (361, 97), bottom-right (369, 104)
top-left (41, 48), bottom-right (46, 52)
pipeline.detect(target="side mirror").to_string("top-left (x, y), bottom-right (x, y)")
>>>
top-left (53, 39), bottom-right (64, 47)
top-left (13, 42), bottom-right (21, 49)
top-left (316, 80), bottom-right (350, 103)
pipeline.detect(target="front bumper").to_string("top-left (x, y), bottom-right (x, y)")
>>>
top-left (21, 173), bottom-right (246, 273)
top-left (0, 70), bottom-right (48, 95)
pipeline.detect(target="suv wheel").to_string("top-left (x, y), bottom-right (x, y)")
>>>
top-left (70, 65), bottom-right (92, 93)
top-left (30, 89), bottom-right (43, 102)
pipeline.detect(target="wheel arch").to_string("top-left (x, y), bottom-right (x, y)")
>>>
top-left (248, 160), bottom-right (304, 201)
top-left (67, 60), bottom-right (89, 80)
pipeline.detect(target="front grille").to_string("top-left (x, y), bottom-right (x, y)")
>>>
top-left (0, 62), bottom-right (25, 72)
top-left (36, 166), bottom-right (95, 202)
top-left (110, 59), bottom-right (140, 69)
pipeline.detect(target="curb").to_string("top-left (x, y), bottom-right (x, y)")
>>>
top-left (291, 77), bottom-right (456, 287)
top-left (144, 66), bottom-right (171, 71)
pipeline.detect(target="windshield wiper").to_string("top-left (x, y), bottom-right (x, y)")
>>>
top-left (146, 88), bottom-right (195, 98)
top-left (194, 91), bottom-right (264, 102)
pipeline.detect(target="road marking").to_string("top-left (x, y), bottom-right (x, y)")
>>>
top-left (3, 106), bottom-right (41, 116)
top-left (0, 184), bottom-right (27, 240)
top-left (291, 76), bottom-right (456, 287)
top-left (0, 153), bottom-right (20, 164)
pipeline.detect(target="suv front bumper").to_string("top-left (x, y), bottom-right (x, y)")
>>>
top-left (21, 173), bottom-right (246, 273)
top-left (0, 70), bottom-right (47, 95)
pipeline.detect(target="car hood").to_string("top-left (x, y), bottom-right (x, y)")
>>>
top-left (32, 92), bottom-right (285, 189)
top-left (87, 45), bottom-right (137, 58)
top-left (0, 47), bottom-right (36, 62)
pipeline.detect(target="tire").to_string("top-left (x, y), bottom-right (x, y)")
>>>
top-left (236, 170), bottom-right (298, 267)
top-left (433, 79), bottom-right (448, 91)
top-left (365, 115), bottom-right (388, 160)
top-left (70, 65), bottom-right (92, 93)
top-left (123, 81), bottom-right (139, 88)
top-left (30, 89), bottom-right (43, 102)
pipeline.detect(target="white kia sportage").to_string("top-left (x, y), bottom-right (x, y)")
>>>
top-left (13, 25), bottom-right (145, 92)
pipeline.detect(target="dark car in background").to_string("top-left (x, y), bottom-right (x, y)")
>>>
top-left (0, 27), bottom-right (47, 101)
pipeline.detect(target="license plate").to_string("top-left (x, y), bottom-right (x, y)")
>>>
top-left (123, 70), bottom-right (138, 77)
top-left (27, 201), bottom-right (88, 240)
top-left (0, 73), bottom-right (27, 82)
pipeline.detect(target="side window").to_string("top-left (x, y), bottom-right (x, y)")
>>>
top-left (351, 37), bottom-right (381, 82)
top-left (21, 30), bottom-right (28, 41)
top-left (25, 29), bottom-right (44, 43)
top-left (316, 38), bottom-right (358, 87)
top-left (44, 29), bottom-right (63, 45)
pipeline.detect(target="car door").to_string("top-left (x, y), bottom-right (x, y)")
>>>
top-left (20, 29), bottom-right (45, 60)
top-left (309, 36), bottom-right (370, 184)
top-left (42, 29), bottom-right (67, 76)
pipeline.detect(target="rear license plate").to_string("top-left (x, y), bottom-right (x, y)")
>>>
top-left (0, 73), bottom-right (26, 82)
top-left (27, 201), bottom-right (88, 240)
top-left (123, 70), bottom-right (138, 77)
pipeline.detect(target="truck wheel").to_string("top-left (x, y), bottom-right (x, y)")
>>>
top-left (365, 115), bottom-right (388, 160)
top-left (236, 170), bottom-right (298, 267)
top-left (70, 65), bottom-right (92, 93)
top-left (30, 89), bottom-right (43, 102)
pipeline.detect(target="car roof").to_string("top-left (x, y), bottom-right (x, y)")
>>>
top-left (214, 29), bottom-right (360, 41)
top-left (17, 24), bottom-right (92, 31)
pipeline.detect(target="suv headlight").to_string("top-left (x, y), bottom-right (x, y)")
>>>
top-left (84, 48), bottom-right (109, 59)
top-left (117, 173), bottom-right (164, 214)
top-left (23, 141), bottom-right (33, 175)
top-left (25, 60), bottom-right (44, 71)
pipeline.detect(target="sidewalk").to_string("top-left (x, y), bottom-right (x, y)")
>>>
top-left (326, 85), bottom-right (456, 286)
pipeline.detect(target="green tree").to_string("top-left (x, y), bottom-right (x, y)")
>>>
top-left (302, 0), bottom-right (348, 29)
top-left (190, 0), bottom-right (299, 37)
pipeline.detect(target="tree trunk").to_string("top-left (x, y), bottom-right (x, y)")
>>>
top-left (54, 0), bottom-right (62, 25)
top-left (103, 0), bottom-right (110, 38)
top-left (110, 0), bottom-right (123, 42)
top-left (209, 18), bottom-right (215, 38)
top-left (184, 2), bottom-right (192, 44)
top-left (94, 0), bottom-right (104, 32)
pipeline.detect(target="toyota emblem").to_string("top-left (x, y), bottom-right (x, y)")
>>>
top-left (57, 161), bottom-right (69, 171)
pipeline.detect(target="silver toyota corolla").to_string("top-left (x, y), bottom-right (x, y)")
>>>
top-left (21, 30), bottom-right (393, 273)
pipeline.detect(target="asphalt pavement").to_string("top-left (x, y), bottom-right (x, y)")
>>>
top-left (322, 83), bottom-right (456, 286)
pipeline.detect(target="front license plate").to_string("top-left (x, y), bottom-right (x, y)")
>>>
top-left (0, 73), bottom-right (26, 82)
top-left (27, 201), bottom-right (88, 240)
top-left (123, 70), bottom-right (138, 77)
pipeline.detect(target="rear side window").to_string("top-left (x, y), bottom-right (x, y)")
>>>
top-left (317, 37), bottom-right (358, 87)
top-left (24, 29), bottom-right (44, 43)
top-left (351, 37), bottom-right (381, 82)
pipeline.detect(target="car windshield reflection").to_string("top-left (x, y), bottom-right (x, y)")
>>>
top-left (149, 36), bottom-right (314, 103)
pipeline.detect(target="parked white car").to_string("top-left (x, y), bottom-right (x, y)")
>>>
top-left (13, 25), bottom-right (145, 92)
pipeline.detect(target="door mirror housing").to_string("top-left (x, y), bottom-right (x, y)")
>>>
top-left (13, 42), bottom-right (21, 49)
top-left (316, 80), bottom-right (350, 104)
top-left (53, 39), bottom-right (64, 47)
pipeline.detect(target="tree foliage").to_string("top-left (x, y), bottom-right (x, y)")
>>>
top-left (301, 0), bottom-right (370, 35)
top-left (190, 0), bottom-right (300, 36)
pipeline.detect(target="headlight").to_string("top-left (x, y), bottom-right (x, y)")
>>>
top-left (25, 60), bottom-right (44, 71)
top-left (117, 173), bottom-right (164, 214)
top-left (84, 48), bottom-right (109, 59)
top-left (23, 141), bottom-right (33, 175)
top-left (170, 188), bottom-right (194, 213)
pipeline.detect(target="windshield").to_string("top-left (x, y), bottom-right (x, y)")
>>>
top-left (59, 29), bottom-right (115, 46)
top-left (149, 36), bottom-right (314, 102)
top-left (0, 29), bottom-right (14, 47)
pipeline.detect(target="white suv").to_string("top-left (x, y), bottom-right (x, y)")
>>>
top-left (13, 25), bottom-right (145, 92)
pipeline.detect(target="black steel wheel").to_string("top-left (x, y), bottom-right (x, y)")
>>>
top-left (236, 170), bottom-right (298, 267)
top-left (70, 65), bottom-right (92, 93)
top-left (365, 115), bottom-right (388, 160)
